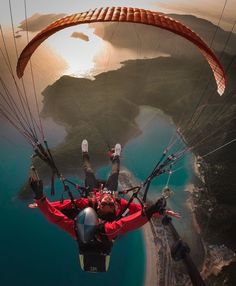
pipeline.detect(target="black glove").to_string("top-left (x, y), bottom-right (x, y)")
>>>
top-left (29, 177), bottom-right (44, 199)
top-left (145, 197), bottom-right (166, 219)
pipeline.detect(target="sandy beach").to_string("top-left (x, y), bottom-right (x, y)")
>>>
top-left (143, 217), bottom-right (177, 286)
top-left (143, 223), bottom-right (158, 286)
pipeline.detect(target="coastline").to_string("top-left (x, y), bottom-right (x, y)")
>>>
top-left (143, 224), bottom-right (158, 286)
top-left (121, 106), bottom-right (201, 286)
top-left (143, 217), bottom-right (178, 286)
top-left (185, 156), bottom-right (236, 281)
top-left (141, 135), bottom-right (236, 286)
top-left (185, 183), bottom-right (202, 235)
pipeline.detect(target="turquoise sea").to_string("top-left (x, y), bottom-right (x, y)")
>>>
top-left (0, 106), bottom-right (193, 286)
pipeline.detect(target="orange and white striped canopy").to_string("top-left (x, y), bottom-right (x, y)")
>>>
top-left (16, 7), bottom-right (226, 95)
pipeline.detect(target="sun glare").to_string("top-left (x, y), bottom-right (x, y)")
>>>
top-left (46, 25), bottom-right (104, 78)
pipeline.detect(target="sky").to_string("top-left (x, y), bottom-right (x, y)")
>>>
top-left (1, 0), bottom-right (235, 28)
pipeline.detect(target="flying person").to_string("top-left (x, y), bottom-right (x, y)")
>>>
top-left (29, 140), bottom-right (180, 271)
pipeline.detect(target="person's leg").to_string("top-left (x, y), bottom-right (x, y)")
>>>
top-left (105, 144), bottom-right (121, 192)
top-left (81, 140), bottom-right (98, 191)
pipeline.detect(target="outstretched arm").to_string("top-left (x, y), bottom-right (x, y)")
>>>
top-left (36, 197), bottom-right (77, 239)
top-left (104, 210), bottom-right (149, 240)
top-left (29, 175), bottom-right (77, 239)
top-left (50, 198), bottom-right (89, 211)
top-left (36, 197), bottom-right (76, 239)
top-left (104, 198), bottom-right (181, 240)
top-left (119, 198), bottom-right (142, 215)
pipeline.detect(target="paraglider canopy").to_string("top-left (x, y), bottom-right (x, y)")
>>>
top-left (16, 7), bottom-right (226, 95)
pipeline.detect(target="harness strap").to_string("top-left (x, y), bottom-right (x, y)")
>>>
top-left (88, 196), bottom-right (98, 210)
top-left (115, 191), bottom-right (143, 220)
top-left (96, 222), bottom-right (110, 242)
top-left (50, 171), bottom-right (56, 196)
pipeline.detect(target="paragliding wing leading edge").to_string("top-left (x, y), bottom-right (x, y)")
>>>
top-left (16, 7), bottom-right (226, 95)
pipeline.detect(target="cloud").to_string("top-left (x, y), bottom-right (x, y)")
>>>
top-left (70, 31), bottom-right (89, 42)
top-left (18, 13), bottom-right (66, 32)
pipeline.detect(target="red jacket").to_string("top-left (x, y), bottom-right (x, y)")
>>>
top-left (36, 196), bottom-right (161, 241)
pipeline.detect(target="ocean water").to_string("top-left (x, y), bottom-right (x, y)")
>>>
top-left (0, 106), bottom-right (193, 286)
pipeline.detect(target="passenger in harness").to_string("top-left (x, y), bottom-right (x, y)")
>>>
top-left (29, 140), bottom-right (180, 272)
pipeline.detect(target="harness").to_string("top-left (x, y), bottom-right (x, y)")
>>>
top-left (74, 209), bottom-right (113, 273)
top-left (77, 227), bottom-right (113, 273)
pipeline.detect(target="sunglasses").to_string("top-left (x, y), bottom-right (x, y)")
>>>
top-left (102, 189), bottom-right (115, 195)
top-left (100, 201), bottom-right (115, 207)
top-left (102, 190), bottom-right (115, 195)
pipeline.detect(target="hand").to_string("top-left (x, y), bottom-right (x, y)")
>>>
top-left (28, 202), bottom-right (38, 208)
top-left (29, 176), bottom-right (44, 199)
top-left (166, 210), bottom-right (181, 219)
top-left (145, 197), bottom-right (166, 219)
